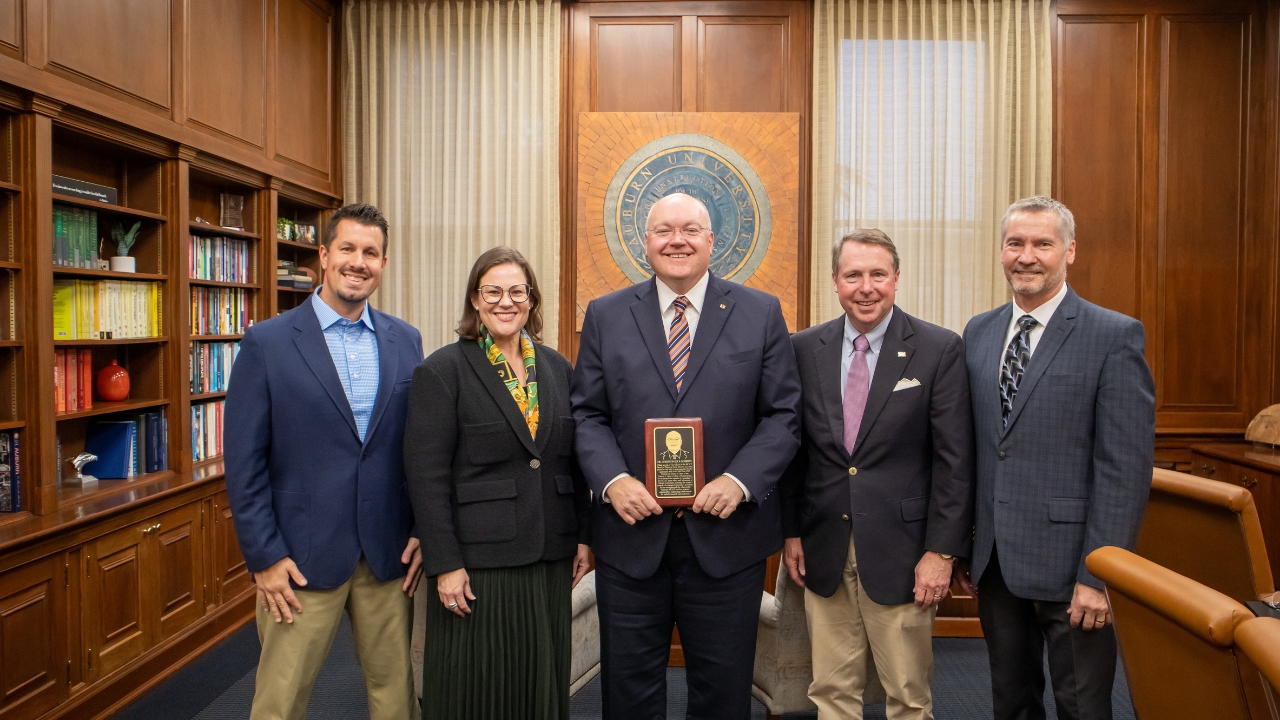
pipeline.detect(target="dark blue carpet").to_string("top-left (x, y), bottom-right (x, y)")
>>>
top-left (116, 619), bottom-right (1134, 719)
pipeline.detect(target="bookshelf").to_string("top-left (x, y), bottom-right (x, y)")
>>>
top-left (273, 193), bottom-right (328, 314)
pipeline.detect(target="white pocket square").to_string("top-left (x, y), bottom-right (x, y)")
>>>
top-left (893, 378), bottom-right (921, 391)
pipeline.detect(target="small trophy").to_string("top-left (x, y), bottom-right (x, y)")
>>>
top-left (644, 418), bottom-right (705, 507)
top-left (67, 452), bottom-right (99, 487)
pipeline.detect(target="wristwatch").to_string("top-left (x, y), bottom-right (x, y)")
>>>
top-left (937, 553), bottom-right (955, 561)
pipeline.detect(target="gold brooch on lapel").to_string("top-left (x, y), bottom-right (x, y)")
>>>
top-left (898, 351), bottom-right (907, 357)
top-left (720, 304), bottom-right (726, 309)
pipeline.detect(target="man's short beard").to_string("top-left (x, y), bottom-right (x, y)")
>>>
top-left (1010, 266), bottom-right (1066, 296)
top-left (331, 280), bottom-right (372, 304)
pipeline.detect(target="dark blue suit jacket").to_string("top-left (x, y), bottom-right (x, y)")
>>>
top-left (571, 274), bottom-right (801, 580)
top-left (964, 286), bottom-right (1155, 601)
top-left (224, 298), bottom-right (424, 590)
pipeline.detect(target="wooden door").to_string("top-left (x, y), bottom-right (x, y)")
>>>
top-left (151, 504), bottom-right (205, 642)
top-left (0, 558), bottom-right (66, 720)
top-left (211, 490), bottom-right (252, 604)
top-left (84, 523), bottom-right (147, 680)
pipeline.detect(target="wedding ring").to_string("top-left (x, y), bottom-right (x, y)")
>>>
top-left (713, 506), bottom-right (723, 513)
top-left (448, 602), bottom-right (458, 608)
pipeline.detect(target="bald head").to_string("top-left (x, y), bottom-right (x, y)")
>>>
top-left (646, 192), bottom-right (711, 232)
top-left (643, 192), bottom-right (715, 294)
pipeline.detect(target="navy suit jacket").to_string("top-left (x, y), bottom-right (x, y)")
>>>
top-left (571, 274), bottom-right (801, 580)
top-left (964, 286), bottom-right (1155, 602)
top-left (783, 310), bottom-right (974, 604)
top-left (224, 298), bottom-right (424, 590)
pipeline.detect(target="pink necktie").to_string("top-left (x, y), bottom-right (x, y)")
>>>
top-left (843, 334), bottom-right (870, 454)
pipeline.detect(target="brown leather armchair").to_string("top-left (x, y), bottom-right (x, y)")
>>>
top-left (1087, 546), bottom-right (1261, 719)
top-left (1235, 617), bottom-right (1280, 718)
top-left (1137, 468), bottom-right (1275, 603)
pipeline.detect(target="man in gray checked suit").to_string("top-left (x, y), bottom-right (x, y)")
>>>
top-left (956, 196), bottom-right (1155, 720)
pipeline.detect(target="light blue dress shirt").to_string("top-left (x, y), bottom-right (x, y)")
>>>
top-left (311, 288), bottom-right (380, 442)
top-left (841, 309), bottom-right (893, 402)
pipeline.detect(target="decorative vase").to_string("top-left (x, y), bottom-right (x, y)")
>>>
top-left (96, 360), bottom-right (130, 402)
top-left (109, 256), bottom-right (136, 273)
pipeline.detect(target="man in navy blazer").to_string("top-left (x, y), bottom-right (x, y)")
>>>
top-left (225, 204), bottom-right (424, 720)
top-left (572, 193), bottom-right (801, 719)
top-left (958, 196), bottom-right (1155, 720)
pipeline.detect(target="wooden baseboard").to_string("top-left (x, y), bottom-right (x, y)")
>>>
top-left (47, 588), bottom-right (256, 720)
top-left (933, 616), bottom-right (984, 638)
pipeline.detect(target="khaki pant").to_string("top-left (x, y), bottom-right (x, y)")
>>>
top-left (250, 559), bottom-right (421, 720)
top-left (805, 535), bottom-right (936, 720)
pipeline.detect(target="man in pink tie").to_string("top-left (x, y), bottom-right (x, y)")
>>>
top-left (781, 229), bottom-right (975, 720)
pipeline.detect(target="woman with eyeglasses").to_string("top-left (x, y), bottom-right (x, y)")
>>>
top-left (404, 246), bottom-right (591, 720)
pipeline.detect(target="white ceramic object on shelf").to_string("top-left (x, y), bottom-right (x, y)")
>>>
top-left (109, 256), bottom-right (136, 273)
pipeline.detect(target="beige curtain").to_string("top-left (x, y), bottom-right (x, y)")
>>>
top-left (343, 0), bottom-right (561, 352)
top-left (810, 0), bottom-right (1051, 332)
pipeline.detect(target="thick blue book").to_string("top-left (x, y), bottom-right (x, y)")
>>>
top-left (84, 421), bottom-right (136, 479)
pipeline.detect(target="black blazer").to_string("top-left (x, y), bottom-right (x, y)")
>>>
top-left (782, 309), bottom-right (975, 604)
top-left (405, 338), bottom-right (589, 577)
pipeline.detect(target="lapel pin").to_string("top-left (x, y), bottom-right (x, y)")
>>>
top-left (720, 304), bottom-right (726, 309)
top-left (898, 351), bottom-right (906, 357)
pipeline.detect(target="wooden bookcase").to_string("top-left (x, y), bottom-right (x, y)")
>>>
top-left (0, 104), bottom-right (338, 719)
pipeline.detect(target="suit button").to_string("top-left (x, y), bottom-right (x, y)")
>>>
top-left (360, 453), bottom-right (367, 461)
top-left (530, 459), bottom-right (541, 469)
top-left (842, 514), bottom-right (850, 521)
top-left (998, 452), bottom-right (1006, 460)
top-left (848, 467), bottom-right (857, 476)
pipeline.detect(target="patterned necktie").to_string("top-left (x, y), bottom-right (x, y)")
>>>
top-left (668, 296), bottom-right (691, 392)
top-left (843, 334), bottom-right (871, 454)
top-left (1000, 315), bottom-right (1039, 425)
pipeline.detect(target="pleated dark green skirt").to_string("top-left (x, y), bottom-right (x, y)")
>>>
top-left (422, 558), bottom-right (573, 720)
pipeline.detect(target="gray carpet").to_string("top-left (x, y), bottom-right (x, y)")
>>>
top-left (118, 617), bottom-right (1134, 719)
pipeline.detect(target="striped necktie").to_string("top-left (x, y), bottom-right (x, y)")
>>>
top-left (668, 296), bottom-right (691, 391)
top-left (1000, 314), bottom-right (1038, 425)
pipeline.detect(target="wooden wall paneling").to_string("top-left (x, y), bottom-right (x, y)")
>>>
top-left (0, 0), bottom-right (21, 62)
top-left (45, 0), bottom-right (172, 112)
top-left (151, 503), bottom-right (203, 642)
top-left (592, 18), bottom-right (682, 112)
top-left (187, 0), bottom-right (267, 148)
top-left (1157, 15), bottom-right (1257, 426)
top-left (64, 546), bottom-right (83, 694)
top-left (0, 556), bottom-right (65, 718)
top-left (172, 152), bottom-right (194, 479)
top-left (697, 17), bottom-right (788, 112)
top-left (84, 523), bottom-right (147, 681)
top-left (1054, 16), bottom-right (1145, 319)
top-left (273, 0), bottom-right (332, 176)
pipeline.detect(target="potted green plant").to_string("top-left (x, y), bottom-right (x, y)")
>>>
top-left (109, 221), bottom-right (141, 273)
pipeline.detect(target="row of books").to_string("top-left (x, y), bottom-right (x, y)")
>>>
top-left (52, 280), bottom-right (162, 340)
top-left (0, 431), bottom-right (21, 512)
top-left (192, 400), bottom-right (224, 462)
top-left (52, 205), bottom-right (101, 269)
top-left (277, 260), bottom-right (314, 290)
top-left (53, 348), bottom-right (94, 414)
top-left (190, 287), bottom-right (251, 336)
top-left (83, 411), bottom-right (168, 479)
top-left (190, 341), bottom-right (240, 394)
top-left (190, 234), bottom-right (253, 283)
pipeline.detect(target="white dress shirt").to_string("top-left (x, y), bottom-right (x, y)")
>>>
top-left (603, 272), bottom-right (751, 503)
top-left (999, 282), bottom-right (1069, 374)
top-left (841, 309), bottom-right (893, 401)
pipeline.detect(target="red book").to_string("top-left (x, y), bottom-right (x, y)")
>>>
top-left (79, 349), bottom-right (92, 409)
top-left (66, 350), bottom-right (78, 413)
top-left (53, 349), bottom-right (65, 414)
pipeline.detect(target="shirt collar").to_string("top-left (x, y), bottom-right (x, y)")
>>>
top-left (655, 272), bottom-right (710, 315)
top-left (312, 286), bottom-right (376, 332)
top-left (844, 308), bottom-right (893, 355)
top-left (1013, 281), bottom-right (1068, 329)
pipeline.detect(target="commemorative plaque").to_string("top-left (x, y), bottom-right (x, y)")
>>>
top-left (644, 418), bottom-right (705, 507)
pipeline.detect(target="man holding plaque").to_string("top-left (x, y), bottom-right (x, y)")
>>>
top-left (572, 192), bottom-right (801, 720)
top-left (782, 229), bottom-right (974, 720)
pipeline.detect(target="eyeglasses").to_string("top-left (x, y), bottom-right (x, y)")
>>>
top-left (478, 284), bottom-right (531, 304)
top-left (646, 226), bottom-right (707, 240)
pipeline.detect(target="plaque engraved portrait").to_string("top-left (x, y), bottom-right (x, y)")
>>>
top-left (644, 417), bottom-right (706, 507)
